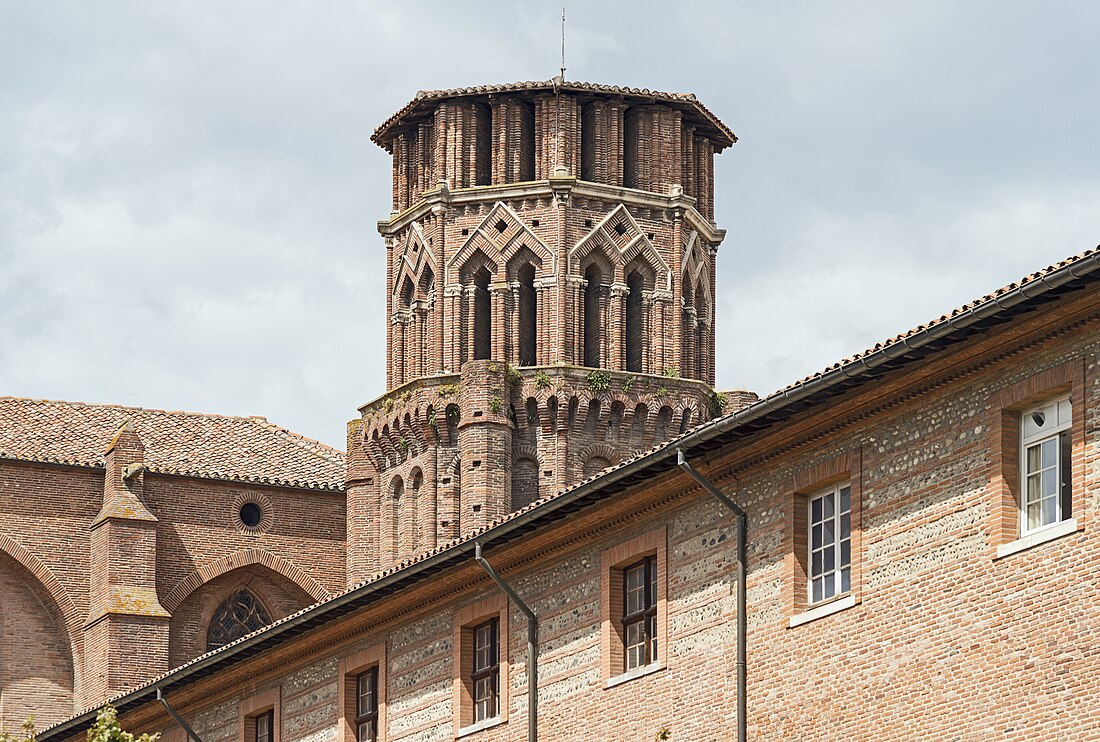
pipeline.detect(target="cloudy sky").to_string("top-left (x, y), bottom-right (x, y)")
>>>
top-left (1, 1), bottom-right (1097, 449)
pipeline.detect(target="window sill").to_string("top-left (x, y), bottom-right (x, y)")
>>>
top-left (456, 716), bottom-right (504, 739)
top-left (996, 518), bottom-right (1078, 559)
top-left (789, 594), bottom-right (856, 628)
top-left (605, 661), bottom-right (665, 688)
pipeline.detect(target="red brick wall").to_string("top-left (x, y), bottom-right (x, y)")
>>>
top-left (0, 551), bottom-right (74, 731)
top-left (0, 460), bottom-right (346, 719)
top-left (100, 303), bottom-right (1100, 742)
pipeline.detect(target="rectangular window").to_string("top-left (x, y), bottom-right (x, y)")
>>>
top-left (471, 618), bottom-right (499, 723)
top-left (808, 483), bottom-right (851, 605)
top-left (622, 555), bottom-right (658, 670)
top-left (355, 668), bottom-right (379, 742)
top-left (254, 710), bottom-right (274, 742)
top-left (1020, 397), bottom-right (1072, 534)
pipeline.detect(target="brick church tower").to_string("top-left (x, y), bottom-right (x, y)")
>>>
top-left (346, 80), bottom-right (738, 582)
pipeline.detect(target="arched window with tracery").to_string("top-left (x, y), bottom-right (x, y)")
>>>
top-left (206, 588), bottom-right (272, 651)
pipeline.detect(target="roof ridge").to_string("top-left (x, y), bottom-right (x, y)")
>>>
top-left (0, 395), bottom-right (273, 425)
top-left (765, 245), bottom-right (1100, 397)
top-left (250, 417), bottom-right (347, 462)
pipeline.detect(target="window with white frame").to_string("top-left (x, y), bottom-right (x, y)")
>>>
top-left (1020, 396), bottom-right (1072, 534)
top-left (808, 483), bottom-right (851, 605)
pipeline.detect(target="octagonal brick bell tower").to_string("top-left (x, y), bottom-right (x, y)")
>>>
top-left (346, 80), bottom-right (741, 583)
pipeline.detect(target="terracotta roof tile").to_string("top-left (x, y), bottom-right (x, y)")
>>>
top-left (372, 79), bottom-right (736, 150)
top-left (0, 397), bottom-right (345, 491)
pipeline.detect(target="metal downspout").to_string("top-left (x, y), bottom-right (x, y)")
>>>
top-left (474, 541), bottom-right (538, 742)
top-left (676, 449), bottom-right (747, 742)
top-left (155, 687), bottom-right (204, 742)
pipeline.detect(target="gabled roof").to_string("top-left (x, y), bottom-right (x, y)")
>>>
top-left (37, 246), bottom-right (1100, 740)
top-left (0, 397), bottom-right (345, 491)
top-left (372, 80), bottom-right (736, 152)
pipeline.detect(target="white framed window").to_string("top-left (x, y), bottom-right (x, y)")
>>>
top-left (808, 483), bottom-right (851, 605)
top-left (1020, 396), bottom-right (1072, 535)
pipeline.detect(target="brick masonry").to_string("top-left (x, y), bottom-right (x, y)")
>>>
top-left (70, 283), bottom-right (1100, 742)
top-left (353, 85), bottom-right (742, 579)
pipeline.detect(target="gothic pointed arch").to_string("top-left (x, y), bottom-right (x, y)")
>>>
top-left (169, 562), bottom-right (318, 667)
top-left (569, 204), bottom-right (671, 290)
top-left (0, 542), bottom-right (77, 729)
top-left (161, 548), bottom-right (330, 613)
top-left (681, 229), bottom-right (713, 313)
top-left (391, 221), bottom-right (438, 311)
top-left (205, 587), bottom-right (272, 651)
top-left (0, 533), bottom-right (82, 640)
top-left (446, 201), bottom-right (555, 286)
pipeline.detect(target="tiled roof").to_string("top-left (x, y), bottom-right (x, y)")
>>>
top-left (0, 397), bottom-right (345, 491)
top-left (372, 79), bottom-right (737, 150)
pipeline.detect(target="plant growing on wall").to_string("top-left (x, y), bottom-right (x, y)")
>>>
top-left (587, 369), bottom-right (612, 394)
top-left (533, 369), bottom-right (551, 389)
top-left (662, 365), bottom-right (680, 378)
top-left (505, 364), bottom-right (523, 387)
top-left (709, 391), bottom-right (729, 417)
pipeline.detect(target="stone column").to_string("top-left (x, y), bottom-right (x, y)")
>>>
top-left (609, 283), bottom-right (629, 370)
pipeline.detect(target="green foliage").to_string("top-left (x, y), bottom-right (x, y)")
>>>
top-left (487, 362), bottom-right (499, 374)
top-left (655, 386), bottom-right (668, 399)
top-left (427, 408), bottom-right (439, 440)
top-left (86, 705), bottom-right (159, 742)
top-left (586, 369), bottom-right (613, 394)
top-left (709, 391), bottom-right (729, 418)
top-left (0, 718), bottom-right (36, 742)
top-left (438, 383), bottom-right (460, 400)
top-left (533, 369), bottom-right (552, 390)
top-left (654, 728), bottom-right (671, 741)
top-left (622, 375), bottom-right (636, 393)
top-left (489, 395), bottom-right (504, 415)
top-left (662, 365), bottom-right (680, 378)
top-left (398, 436), bottom-right (408, 451)
top-left (504, 364), bottom-right (523, 387)
top-left (384, 397), bottom-right (395, 413)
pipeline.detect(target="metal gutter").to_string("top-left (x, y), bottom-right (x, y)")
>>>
top-left (39, 249), bottom-right (1100, 741)
top-left (677, 450), bottom-right (747, 742)
top-left (155, 688), bottom-right (204, 742)
top-left (474, 541), bottom-right (538, 742)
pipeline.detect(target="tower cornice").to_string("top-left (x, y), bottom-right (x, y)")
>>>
top-left (377, 180), bottom-right (725, 246)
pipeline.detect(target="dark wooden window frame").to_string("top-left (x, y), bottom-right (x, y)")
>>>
top-left (471, 617), bottom-right (500, 722)
top-left (254, 710), bottom-right (274, 742)
top-left (354, 667), bottom-right (379, 742)
top-left (621, 555), bottom-right (658, 671)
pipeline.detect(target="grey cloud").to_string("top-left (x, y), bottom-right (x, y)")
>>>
top-left (1, 0), bottom-right (1097, 447)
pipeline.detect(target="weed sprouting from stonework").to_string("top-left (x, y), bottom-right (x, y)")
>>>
top-left (505, 364), bottom-right (523, 387)
top-left (534, 369), bottom-right (552, 389)
top-left (709, 391), bottom-right (728, 417)
top-left (587, 369), bottom-right (612, 394)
